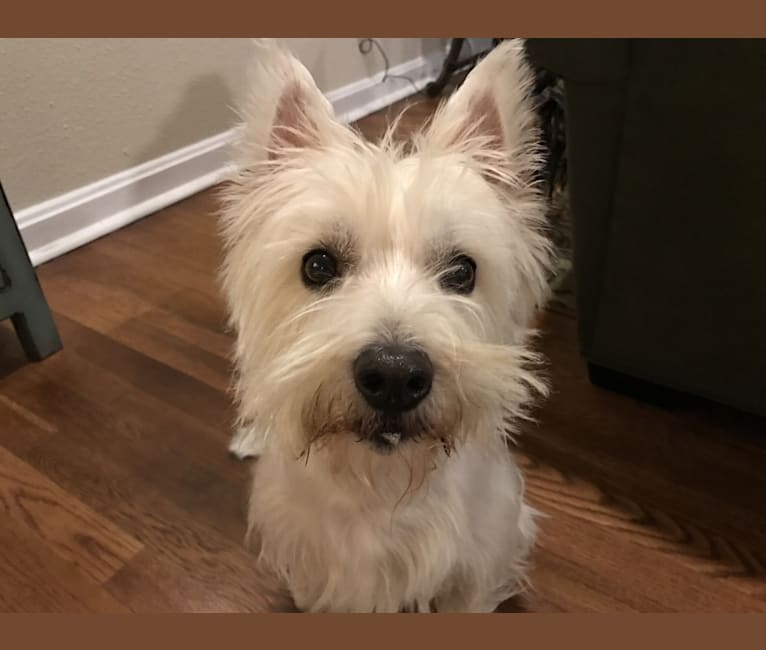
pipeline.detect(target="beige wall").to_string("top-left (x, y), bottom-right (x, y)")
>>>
top-left (0, 38), bottom-right (444, 210)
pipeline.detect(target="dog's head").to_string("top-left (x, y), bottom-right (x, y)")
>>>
top-left (220, 40), bottom-right (551, 474)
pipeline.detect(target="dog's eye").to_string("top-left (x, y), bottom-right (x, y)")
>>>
top-left (440, 255), bottom-right (476, 294)
top-left (302, 249), bottom-right (339, 288)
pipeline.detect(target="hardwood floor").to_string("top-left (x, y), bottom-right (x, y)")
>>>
top-left (1, 93), bottom-right (765, 612)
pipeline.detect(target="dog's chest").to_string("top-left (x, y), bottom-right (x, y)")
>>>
top-left (297, 489), bottom-right (462, 611)
top-left (252, 444), bottom-right (522, 612)
top-left (254, 456), bottom-right (469, 611)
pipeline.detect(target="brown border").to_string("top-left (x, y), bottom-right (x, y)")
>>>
top-left (2, 1), bottom-right (766, 36)
top-left (2, 614), bottom-right (766, 649)
top-left (2, 7), bottom-right (766, 648)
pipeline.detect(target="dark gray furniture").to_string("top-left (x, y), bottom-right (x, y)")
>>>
top-left (526, 39), bottom-right (766, 417)
top-left (0, 181), bottom-right (62, 361)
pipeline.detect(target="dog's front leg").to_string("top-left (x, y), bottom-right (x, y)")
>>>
top-left (433, 582), bottom-right (496, 613)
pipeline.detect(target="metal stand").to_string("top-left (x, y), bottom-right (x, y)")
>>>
top-left (425, 38), bottom-right (503, 98)
top-left (0, 181), bottom-right (62, 361)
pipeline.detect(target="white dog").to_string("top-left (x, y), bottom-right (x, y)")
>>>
top-left (219, 39), bottom-right (552, 613)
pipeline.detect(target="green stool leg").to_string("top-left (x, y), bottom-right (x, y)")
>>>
top-left (0, 182), bottom-right (62, 361)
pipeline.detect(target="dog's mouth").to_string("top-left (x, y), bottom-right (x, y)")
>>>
top-left (361, 413), bottom-right (454, 456)
top-left (304, 400), bottom-right (456, 457)
top-left (365, 414), bottom-right (405, 455)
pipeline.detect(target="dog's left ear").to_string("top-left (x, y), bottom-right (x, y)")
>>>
top-left (425, 39), bottom-right (540, 185)
top-left (235, 40), bottom-right (348, 164)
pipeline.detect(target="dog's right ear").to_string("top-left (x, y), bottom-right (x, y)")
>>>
top-left (423, 40), bottom-right (540, 187)
top-left (235, 40), bottom-right (345, 164)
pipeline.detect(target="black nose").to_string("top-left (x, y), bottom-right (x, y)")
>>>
top-left (353, 344), bottom-right (433, 412)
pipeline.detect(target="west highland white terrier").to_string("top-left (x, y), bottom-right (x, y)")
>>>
top-left (219, 39), bottom-right (552, 613)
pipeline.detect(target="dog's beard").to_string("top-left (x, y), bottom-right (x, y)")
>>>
top-left (286, 383), bottom-right (467, 503)
top-left (300, 384), bottom-right (464, 458)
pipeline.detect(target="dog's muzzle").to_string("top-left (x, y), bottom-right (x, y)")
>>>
top-left (352, 343), bottom-right (434, 452)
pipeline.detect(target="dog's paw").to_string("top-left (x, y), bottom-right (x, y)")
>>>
top-left (228, 425), bottom-right (267, 459)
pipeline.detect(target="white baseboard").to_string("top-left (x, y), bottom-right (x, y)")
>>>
top-left (15, 50), bottom-right (445, 267)
top-left (17, 132), bottom-right (236, 266)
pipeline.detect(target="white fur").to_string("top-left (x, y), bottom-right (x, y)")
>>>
top-left (218, 39), bottom-right (552, 612)
top-left (228, 424), bottom-right (266, 459)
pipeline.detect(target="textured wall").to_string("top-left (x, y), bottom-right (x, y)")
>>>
top-left (0, 38), bottom-right (443, 210)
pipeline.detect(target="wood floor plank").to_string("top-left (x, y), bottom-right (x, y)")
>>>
top-left (0, 316), bottom-right (284, 611)
top-left (0, 446), bottom-right (143, 585)
top-left (0, 520), bottom-right (129, 612)
top-left (0, 393), bottom-right (57, 435)
top-left (111, 313), bottom-right (232, 392)
top-left (106, 206), bottom-right (222, 276)
top-left (0, 374), bottom-right (284, 612)
top-left (83, 234), bottom-right (222, 300)
top-left (0, 324), bottom-right (243, 538)
top-left (40, 271), bottom-right (155, 333)
top-left (53, 313), bottom-right (233, 430)
top-left (525, 471), bottom-right (766, 612)
top-left (520, 451), bottom-right (766, 587)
